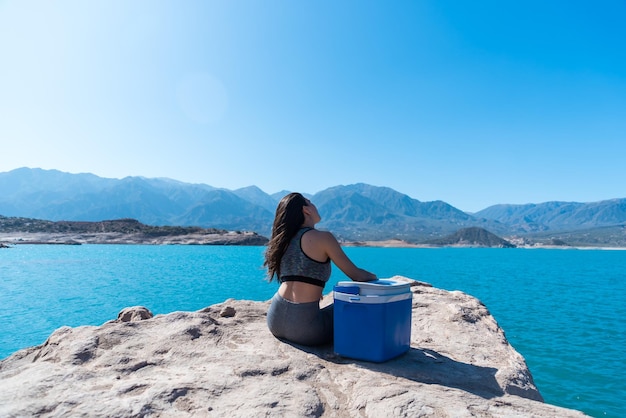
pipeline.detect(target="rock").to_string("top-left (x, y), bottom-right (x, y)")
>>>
top-left (219, 305), bottom-right (236, 318)
top-left (0, 276), bottom-right (587, 417)
top-left (115, 306), bottom-right (154, 322)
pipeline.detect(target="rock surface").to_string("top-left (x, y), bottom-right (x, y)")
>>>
top-left (0, 217), bottom-right (269, 245)
top-left (0, 277), bottom-right (586, 417)
top-left (0, 231), bottom-right (267, 245)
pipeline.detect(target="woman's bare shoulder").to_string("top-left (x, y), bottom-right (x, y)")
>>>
top-left (309, 229), bottom-right (339, 244)
top-left (304, 228), bottom-right (330, 238)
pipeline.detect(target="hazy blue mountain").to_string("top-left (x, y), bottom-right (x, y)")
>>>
top-left (475, 199), bottom-right (626, 232)
top-left (177, 189), bottom-right (274, 234)
top-left (315, 184), bottom-right (477, 222)
top-left (310, 184), bottom-right (496, 241)
top-left (0, 167), bottom-right (115, 196)
top-left (1, 168), bottom-right (625, 243)
top-left (233, 186), bottom-right (280, 212)
top-left (270, 190), bottom-right (292, 201)
top-left (0, 167), bottom-right (116, 217)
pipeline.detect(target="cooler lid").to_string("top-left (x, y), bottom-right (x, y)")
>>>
top-left (334, 278), bottom-right (411, 296)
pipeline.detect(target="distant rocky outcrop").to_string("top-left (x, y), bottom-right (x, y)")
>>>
top-left (0, 217), bottom-right (268, 245)
top-left (0, 277), bottom-right (585, 417)
top-left (423, 227), bottom-right (515, 248)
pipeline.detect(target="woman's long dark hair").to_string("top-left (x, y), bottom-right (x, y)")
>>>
top-left (264, 192), bottom-right (307, 281)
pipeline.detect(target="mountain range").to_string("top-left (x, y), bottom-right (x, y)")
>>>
top-left (1, 167), bottom-right (625, 246)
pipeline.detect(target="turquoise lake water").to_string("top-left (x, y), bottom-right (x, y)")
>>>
top-left (1, 245), bottom-right (624, 417)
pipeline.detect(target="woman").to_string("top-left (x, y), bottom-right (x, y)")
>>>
top-left (264, 192), bottom-right (377, 346)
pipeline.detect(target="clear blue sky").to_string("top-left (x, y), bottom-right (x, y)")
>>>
top-left (1, 1), bottom-right (624, 212)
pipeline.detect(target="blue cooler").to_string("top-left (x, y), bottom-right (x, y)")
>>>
top-left (333, 279), bottom-right (412, 362)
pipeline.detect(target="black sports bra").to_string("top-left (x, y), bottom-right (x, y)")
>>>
top-left (278, 227), bottom-right (331, 288)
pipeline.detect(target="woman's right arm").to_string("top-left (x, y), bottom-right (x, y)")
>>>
top-left (319, 231), bottom-right (377, 282)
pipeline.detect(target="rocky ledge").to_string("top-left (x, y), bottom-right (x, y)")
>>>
top-left (0, 277), bottom-right (586, 417)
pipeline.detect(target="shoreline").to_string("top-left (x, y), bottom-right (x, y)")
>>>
top-left (2, 234), bottom-right (625, 250)
top-left (341, 239), bottom-right (626, 250)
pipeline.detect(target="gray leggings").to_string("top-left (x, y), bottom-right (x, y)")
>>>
top-left (266, 293), bottom-right (334, 346)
